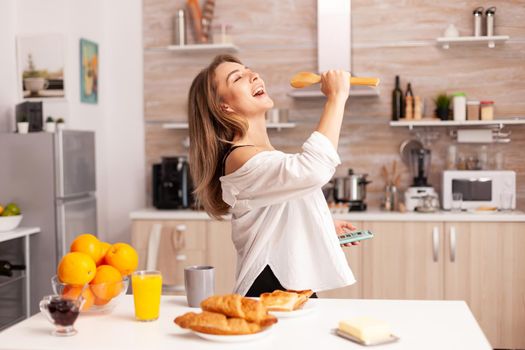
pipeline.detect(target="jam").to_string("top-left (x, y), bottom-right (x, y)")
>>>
top-left (48, 298), bottom-right (80, 326)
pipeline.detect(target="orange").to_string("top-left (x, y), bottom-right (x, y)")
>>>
top-left (62, 285), bottom-right (95, 312)
top-left (90, 265), bottom-right (122, 300)
top-left (96, 241), bottom-right (112, 266)
top-left (58, 252), bottom-right (97, 285)
top-left (70, 234), bottom-right (102, 263)
top-left (105, 243), bottom-right (138, 276)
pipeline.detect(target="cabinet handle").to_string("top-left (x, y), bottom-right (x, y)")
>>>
top-left (173, 224), bottom-right (188, 261)
top-left (432, 226), bottom-right (439, 262)
top-left (450, 226), bottom-right (457, 263)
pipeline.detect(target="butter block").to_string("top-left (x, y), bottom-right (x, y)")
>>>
top-left (338, 317), bottom-right (391, 344)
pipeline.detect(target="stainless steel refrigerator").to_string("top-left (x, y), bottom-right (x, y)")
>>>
top-left (0, 130), bottom-right (97, 315)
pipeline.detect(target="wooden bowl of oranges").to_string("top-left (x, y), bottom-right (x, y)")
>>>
top-left (52, 234), bottom-right (138, 314)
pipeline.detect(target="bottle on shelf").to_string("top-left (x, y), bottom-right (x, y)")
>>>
top-left (404, 83), bottom-right (414, 119)
top-left (0, 260), bottom-right (26, 277)
top-left (453, 92), bottom-right (467, 121)
top-left (391, 75), bottom-right (403, 121)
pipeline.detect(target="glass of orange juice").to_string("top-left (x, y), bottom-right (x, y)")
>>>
top-left (131, 270), bottom-right (162, 322)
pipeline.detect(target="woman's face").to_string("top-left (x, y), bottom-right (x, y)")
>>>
top-left (214, 61), bottom-right (274, 117)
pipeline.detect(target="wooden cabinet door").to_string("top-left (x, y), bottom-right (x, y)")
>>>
top-left (318, 221), bottom-right (363, 299)
top-left (131, 220), bottom-right (206, 293)
top-left (444, 222), bottom-right (525, 349)
top-left (206, 220), bottom-right (236, 295)
top-left (362, 221), bottom-right (444, 300)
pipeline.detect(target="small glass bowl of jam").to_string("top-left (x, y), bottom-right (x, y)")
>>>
top-left (39, 295), bottom-right (83, 336)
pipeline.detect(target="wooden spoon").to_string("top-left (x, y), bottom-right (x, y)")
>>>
top-left (290, 72), bottom-right (380, 88)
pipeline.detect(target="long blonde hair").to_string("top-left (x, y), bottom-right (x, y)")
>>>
top-left (188, 55), bottom-right (248, 219)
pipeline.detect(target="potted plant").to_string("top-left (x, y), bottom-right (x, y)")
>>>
top-left (23, 54), bottom-right (49, 96)
top-left (17, 116), bottom-right (29, 134)
top-left (45, 116), bottom-right (56, 133)
top-left (56, 118), bottom-right (66, 131)
top-left (434, 93), bottom-right (451, 120)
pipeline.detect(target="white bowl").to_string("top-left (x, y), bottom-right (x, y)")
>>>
top-left (0, 215), bottom-right (23, 232)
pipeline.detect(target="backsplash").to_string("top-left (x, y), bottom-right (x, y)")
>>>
top-left (143, 0), bottom-right (525, 209)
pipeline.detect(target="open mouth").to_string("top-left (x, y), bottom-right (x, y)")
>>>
top-left (252, 86), bottom-right (265, 97)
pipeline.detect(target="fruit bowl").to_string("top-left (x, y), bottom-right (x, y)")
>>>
top-left (0, 215), bottom-right (23, 232)
top-left (51, 275), bottom-right (129, 314)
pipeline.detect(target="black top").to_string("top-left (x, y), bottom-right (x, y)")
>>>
top-left (221, 144), bottom-right (254, 176)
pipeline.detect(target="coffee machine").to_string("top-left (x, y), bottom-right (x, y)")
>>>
top-left (404, 148), bottom-right (438, 211)
top-left (153, 156), bottom-right (194, 209)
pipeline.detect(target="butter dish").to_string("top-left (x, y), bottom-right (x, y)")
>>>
top-left (336, 316), bottom-right (399, 346)
top-left (336, 329), bottom-right (399, 346)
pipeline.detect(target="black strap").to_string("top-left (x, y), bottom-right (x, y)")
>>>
top-left (222, 144), bottom-right (255, 176)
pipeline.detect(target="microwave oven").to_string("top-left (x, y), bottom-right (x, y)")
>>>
top-left (442, 170), bottom-right (516, 210)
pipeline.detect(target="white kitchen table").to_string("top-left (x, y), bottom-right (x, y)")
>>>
top-left (0, 296), bottom-right (491, 350)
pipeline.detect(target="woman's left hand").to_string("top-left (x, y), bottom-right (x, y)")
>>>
top-left (333, 220), bottom-right (359, 247)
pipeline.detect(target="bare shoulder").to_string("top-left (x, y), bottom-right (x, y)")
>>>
top-left (224, 146), bottom-right (262, 175)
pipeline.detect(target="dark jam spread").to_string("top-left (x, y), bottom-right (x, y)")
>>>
top-left (48, 298), bottom-right (80, 326)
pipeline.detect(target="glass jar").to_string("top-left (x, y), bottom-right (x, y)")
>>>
top-left (466, 100), bottom-right (480, 120)
top-left (480, 101), bottom-right (494, 120)
top-left (211, 23), bottom-right (233, 44)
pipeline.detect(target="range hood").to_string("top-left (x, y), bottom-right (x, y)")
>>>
top-left (288, 0), bottom-right (379, 98)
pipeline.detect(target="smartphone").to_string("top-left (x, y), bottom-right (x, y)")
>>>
top-left (338, 229), bottom-right (374, 245)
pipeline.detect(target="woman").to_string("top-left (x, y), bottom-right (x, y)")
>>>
top-left (188, 54), bottom-right (357, 297)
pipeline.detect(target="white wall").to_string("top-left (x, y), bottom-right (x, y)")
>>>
top-left (103, 0), bottom-right (145, 243)
top-left (0, 0), bottom-right (18, 132)
top-left (0, 0), bottom-right (145, 243)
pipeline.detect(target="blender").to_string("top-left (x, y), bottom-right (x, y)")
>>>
top-left (404, 148), bottom-right (439, 211)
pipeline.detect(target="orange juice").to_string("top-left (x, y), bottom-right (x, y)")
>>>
top-left (131, 271), bottom-right (162, 321)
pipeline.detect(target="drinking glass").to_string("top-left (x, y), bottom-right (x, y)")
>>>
top-left (500, 192), bottom-right (514, 211)
top-left (451, 192), bottom-right (463, 212)
top-left (131, 270), bottom-right (162, 321)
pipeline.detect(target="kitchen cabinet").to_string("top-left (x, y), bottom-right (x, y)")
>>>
top-left (205, 221), bottom-right (236, 294)
top-left (318, 221), bottom-right (363, 299)
top-left (131, 219), bottom-right (236, 295)
top-left (444, 222), bottom-right (525, 349)
top-left (361, 221), bottom-right (444, 300)
top-left (359, 220), bottom-right (525, 349)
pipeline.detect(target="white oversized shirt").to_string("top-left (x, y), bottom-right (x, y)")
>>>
top-left (219, 131), bottom-right (356, 296)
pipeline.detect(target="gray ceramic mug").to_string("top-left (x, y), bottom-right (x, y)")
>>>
top-left (184, 265), bottom-right (215, 307)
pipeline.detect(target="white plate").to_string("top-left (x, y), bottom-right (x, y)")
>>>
top-left (467, 208), bottom-right (499, 214)
top-left (269, 301), bottom-right (316, 318)
top-left (191, 326), bottom-right (273, 343)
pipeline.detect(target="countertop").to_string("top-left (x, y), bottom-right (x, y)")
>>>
top-left (0, 295), bottom-right (491, 350)
top-left (0, 227), bottom-right (40, 243)
top-left (130, 208), bottom-right (525, 222)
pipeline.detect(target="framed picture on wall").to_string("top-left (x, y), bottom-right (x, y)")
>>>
top-left (16, 34), bottom-right (66, 100)
top-left (80, 38), bottom-right (98, 104)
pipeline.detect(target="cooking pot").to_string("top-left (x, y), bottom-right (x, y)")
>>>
top-left (333, 169), bottom-right (372, 202)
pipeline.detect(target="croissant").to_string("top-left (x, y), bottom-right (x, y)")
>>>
top-left (174, 311), bottom-right (261, 335)
top-left (174, 294), bottom-right (278, 335)
top-left (260, 289), bottom-right (314, 311)
top-left (200, 294), bottom-right (277, 327)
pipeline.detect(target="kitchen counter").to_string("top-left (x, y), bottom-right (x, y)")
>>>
top-left (0, 295), bottom-right (491, 349)
top-left (130, 208), bottom-right (525, 222)
top-left (0, 227), bottom-right (40, 243)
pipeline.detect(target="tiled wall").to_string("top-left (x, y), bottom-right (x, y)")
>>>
top-left (143, 0), bottom-right (525, 209)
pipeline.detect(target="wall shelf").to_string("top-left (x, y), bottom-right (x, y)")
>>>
top-left (161, 122), bottom-right (296, 130)
top-left (145, 43), bottom-right (239, 54)
top-left (288, 86), bottom-right (380, 99)
top-left (436, 35), bottom-right (510, 49)
top-left (390, 118), bottom-right (525, 130)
